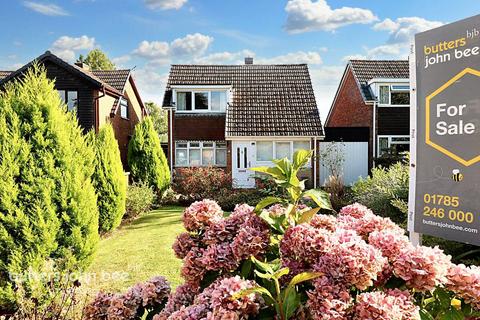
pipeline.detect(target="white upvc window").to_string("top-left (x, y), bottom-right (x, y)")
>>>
top-left (175, 141), bottom-right (227, 167)
top-left (255, 140), bottom-right (311, 163)
top-left (175, 90), bottom-right (227, 112)
top-left (377, 135), bottom-right (410, 156)
top-left (120, 98), bottom-right (129, 119)
top-left (378, 84), bottom-right (410, 106)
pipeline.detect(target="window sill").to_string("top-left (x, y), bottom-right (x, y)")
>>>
top-left (120, 116), bottom-right (130, 120)
top-left (175, 165), bottom-right (227, 168)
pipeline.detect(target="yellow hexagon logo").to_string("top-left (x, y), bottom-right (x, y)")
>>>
top-left (425, 67), bottom-right (480, 166)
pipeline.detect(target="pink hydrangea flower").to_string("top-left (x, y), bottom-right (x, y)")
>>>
top-left (181, 247), bottom-right (207, 283)
top-left (158, 282), bottom-right (200, 319)
top-left (314, 229), bottom-right (387, 290)
top-left (393, 245), bottom-right (451, 292)
top-left (266, 203), bottom-right (285, 217)
top-left (201, 243), bottom-right (239, 272)
top-left (231, 226), bottom-right (269, 261)
top-left (446, 264), bottom-right (480, 310)
top-left (173, 232), bottom-right (200, 259)
top-left (353, 289), bottom-right (419, 320)
top-left (307, 276), bottom-right (352, 320)
top-left (309, 214), bottom-right (337, 232)
top-left (183, 200), bottom-right (223, 232)
top-left (368, 230), bottom-right (411, 262)
top-left (339, 203), bottom-right (373, 219)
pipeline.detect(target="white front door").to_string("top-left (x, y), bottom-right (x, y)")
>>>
top-left (232, 141), bottom-right (255, 188)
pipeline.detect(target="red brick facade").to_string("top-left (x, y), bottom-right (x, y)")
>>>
top-left (110, 89), bottom-right (142, 170)
top-left (326, 67), bottom-right (374, 170)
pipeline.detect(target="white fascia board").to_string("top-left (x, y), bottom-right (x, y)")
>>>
top-left (226, 135), bottom-right (325, 141)
top-left (367, 78), bottom-right (410, 86)
top-left (171, 85), bottom-right (232, 90)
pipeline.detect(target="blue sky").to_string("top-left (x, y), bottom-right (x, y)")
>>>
top-left (1, 0), bottom-right (480, 120)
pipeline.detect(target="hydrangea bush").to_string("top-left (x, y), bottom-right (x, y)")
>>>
top-left (87, 150), bottom-right (480, 320)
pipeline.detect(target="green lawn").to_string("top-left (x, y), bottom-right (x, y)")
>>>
top-left (83, 205), bottom-right (185, 296)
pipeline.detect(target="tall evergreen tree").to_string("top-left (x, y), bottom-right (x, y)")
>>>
top-left (0, 65), bottom-right (99, 309)
top-left (77, 49), bottom-right (115, 70)
top-left (128, 117), bottom-right (170, 192)
top-left (90, 124), bottom-right (127, 233)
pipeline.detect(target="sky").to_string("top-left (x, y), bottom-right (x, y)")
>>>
top-left (1, 0), bottom-right (480, 121)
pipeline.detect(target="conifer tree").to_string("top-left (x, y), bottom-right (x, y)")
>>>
top-left (0, 65), bottom-right (99, 309)
top-left (127, 117), bottom-right (170, 193)
top-left (90, 123), bottom-right (127, 233)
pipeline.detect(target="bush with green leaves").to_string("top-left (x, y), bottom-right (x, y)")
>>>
top-left (89, 123), bottom-right (127, 233)
top-left (127, 117), bottom-right (170, 193)
top-left (0, 65), bottom-right (99, 310)
top-left (125, 182), bottom-right (156, 220)
top-left (352, 159), bottom-right (409, 224)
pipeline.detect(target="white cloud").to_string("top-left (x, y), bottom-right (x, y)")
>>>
top-left (170, 33), bottom-right (213, 56)
top-left (345, 16), bottom-right (444, 60)
top-left (284, 0), bottom-right (377, 33)
top-left (193, 50), bottom-right (255, 64)
top-left (50, 35), bottom-right (96, 61)
top-left (374, 17), bottom-right (443, 44)
top-left (309, 65), bottom-right (345, 120)
top-left (23, 1), bottom-right (69, 16)
top-left (144, 0), bottom-right (187, 10)
top-left (257, 51), bottom-right (323, 65)
top-left (132, 68), bottom-right (169, 104)
top-left (133, 33), bottom-right (213, 64)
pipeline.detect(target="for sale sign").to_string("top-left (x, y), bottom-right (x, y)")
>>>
top-left (411, 14), bottom-right (480, 245)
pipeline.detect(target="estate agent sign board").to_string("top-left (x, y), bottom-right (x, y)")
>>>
top-left (410, 14), bottom-right (480, 246)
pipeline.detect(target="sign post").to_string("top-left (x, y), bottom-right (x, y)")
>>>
top-left (409, 14), bottom-right (480, 246)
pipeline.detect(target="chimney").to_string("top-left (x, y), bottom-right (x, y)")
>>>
top-left (75, 62), bottom-right (90, 71)
top-left (244, 57), bottom-right (253, 65)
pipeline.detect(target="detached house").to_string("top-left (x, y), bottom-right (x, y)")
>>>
top-left (0, 51), bottom-right (146, 168)
top-left (162, 59), bottom-right (324, 188)
top-left (325, 60), bottom-right (410, 169)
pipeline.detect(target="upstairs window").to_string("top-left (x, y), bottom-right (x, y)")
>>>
top-left (378, 85), bottom-right (410, 106)
top-left (176, 90), bottom-right (227, 112)
top-left (120, 98), bottom-right (129, 118)
top-left (57, 90), bottom-right (78, 112)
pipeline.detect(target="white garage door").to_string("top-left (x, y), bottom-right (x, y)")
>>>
top-left (319, 142), bottom-right (368, 186)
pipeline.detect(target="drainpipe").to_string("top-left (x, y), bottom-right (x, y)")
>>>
top-left (93, 86), bottom-right (106, 132)
top-left (169, 108), bottom-right (174, 180)
top-left (313, 137), bottom-right (317, 188)
top-left (372, 100), bottom-right (377, 168)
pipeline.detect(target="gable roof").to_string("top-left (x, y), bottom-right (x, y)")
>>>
top-left (349, 60), bottom-right (409, 101)
top-left (163, 64), bottom-right (323, 137)
top-left (0, 51), bottom-right (123, 96)
top-left (92, 69), bottom-right (131, 92)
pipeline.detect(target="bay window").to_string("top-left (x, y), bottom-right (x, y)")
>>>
top-left (175, 141), bottom-right (227, 167)
top-left (256, 140), bottom-right (311, 162)
top-left (175, 90), bottom-right (227, 112)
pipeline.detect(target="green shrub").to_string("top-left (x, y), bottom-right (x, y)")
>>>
top-left (352, 160), bottom-right (409, 224)
top-left (125, 183), bottom-right (156, 220)
top-left (90, 124), bottom-right (127, 233)
top-left (127, 117), bottom-right (170, 193)
top-left (216, 189), bottom-right (265, 211)
top-left (0, 65), bottom-right (99, 310)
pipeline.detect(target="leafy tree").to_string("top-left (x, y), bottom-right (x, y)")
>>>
top-left (77, 49), bottom-right (115, 70)
top-left (89, 123), bottom-right (126, 233)
top-left (145, 102), bottom-right (168, 139)
top-left (0, 65), bottom-right (99, 310)
top-left (128, 117), bottom-right (170, 193)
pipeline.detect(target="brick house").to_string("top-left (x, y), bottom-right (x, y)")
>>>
top-left (0, 51), bottom-right (146, 169)
top-left (325, 60), bottom-right (410, 169)
top-left (162, 59), bottom-right (324, 188)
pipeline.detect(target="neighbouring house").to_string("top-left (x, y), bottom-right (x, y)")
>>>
top-left (325, 59), bottom-right (410, 170)
top-left (162, 58), bottom-right (324, 188)
top-left (0, 51), bottom-right (146, 169)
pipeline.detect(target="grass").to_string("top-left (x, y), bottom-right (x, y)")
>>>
top-left (83, 205), bottom-right (185, 296)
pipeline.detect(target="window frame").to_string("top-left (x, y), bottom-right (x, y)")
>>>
top-left (377, 84), bottom-right (410, 107)
top-left (57, 89), bottom-right (79, 112)
top-left (377, 135), bottom-right (410, 157)
top-left (174, 89), bottom-right (228, 113)
top-left (120, 97), bottom-right (129, 119)
top-left (255, 140), bottom-right (311, 165)
top-left (175, 141), bottom-right (227, 167)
